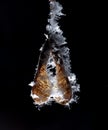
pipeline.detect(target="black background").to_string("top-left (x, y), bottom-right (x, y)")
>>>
top-left (0, 0), bottom-right (108, 130)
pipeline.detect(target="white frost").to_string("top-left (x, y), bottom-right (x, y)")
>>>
top-left (29, 81), bottom-right (35, 87)
top-left (44, 33), bottom-right (48, 39)
top-left (31, 93), bottom-right (39, 99)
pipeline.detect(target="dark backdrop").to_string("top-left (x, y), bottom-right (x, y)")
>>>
top-left (0, 0), bottom-right (107, 130)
